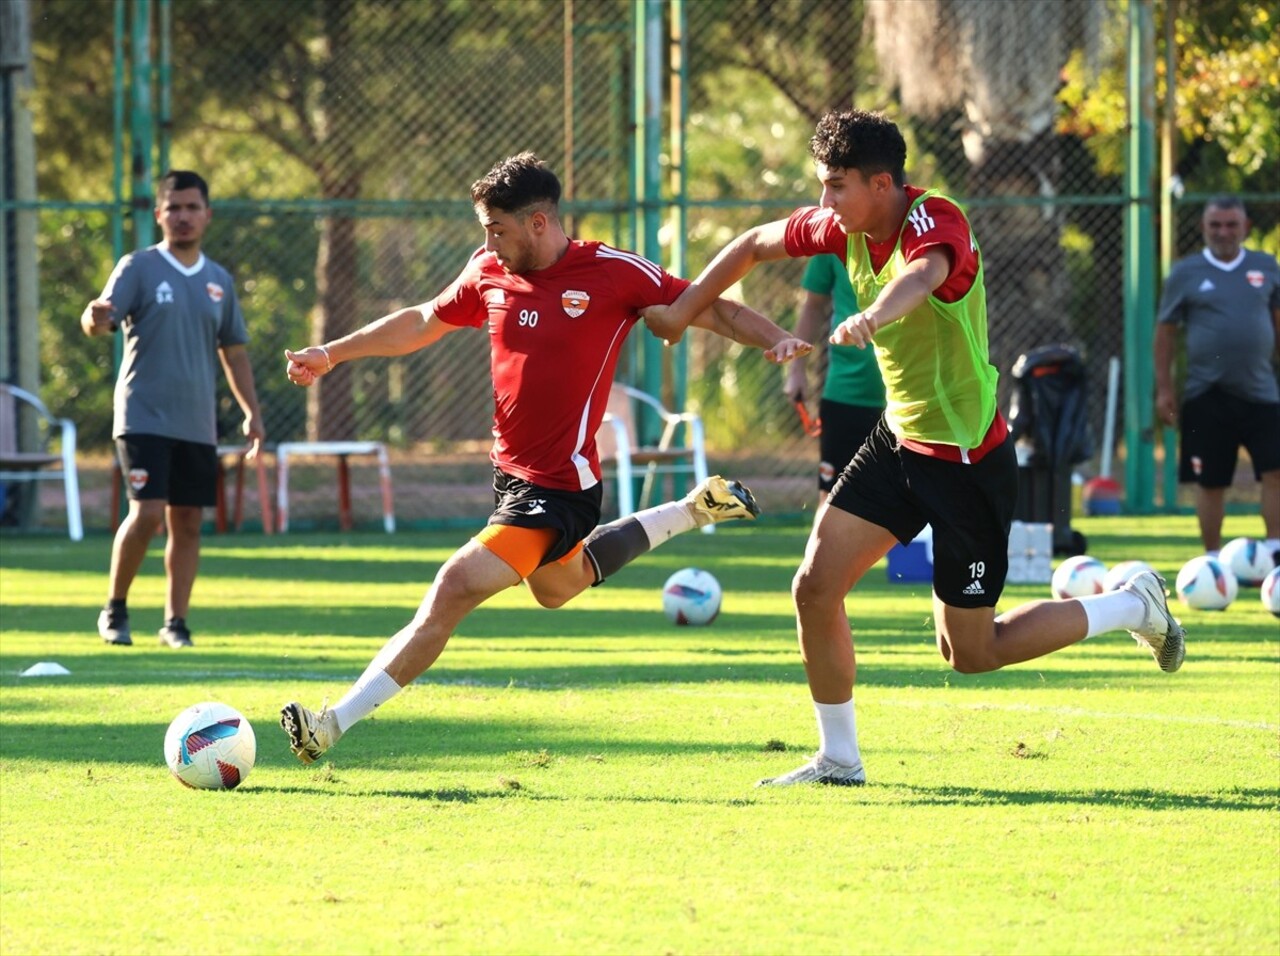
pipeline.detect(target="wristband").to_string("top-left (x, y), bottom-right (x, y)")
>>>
top-left (318, 345), bottom-right (333, 372)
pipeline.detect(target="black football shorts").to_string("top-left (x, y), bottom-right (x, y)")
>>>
top-left (828, 417), bottom-right (1018, 608)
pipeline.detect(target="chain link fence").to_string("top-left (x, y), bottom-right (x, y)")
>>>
top-left (10, 0), bottom-right (1279, 534)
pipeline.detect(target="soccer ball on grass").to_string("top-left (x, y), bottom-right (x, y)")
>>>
top-left (1174, 555), bottom-right (1238, 611)
top-left (1102, 559), bottom-right (1155, 592)
top-left (1261, 567), bottom-right (1280, 618)
top-left (164, 702), bottom-right (256, 790)
top-left (662, 567), bottom-right (722, 626)
top-left (1218, 537), bottom-right (1275, 587)
top-left (1050, 555), bottom-right (1107, 599)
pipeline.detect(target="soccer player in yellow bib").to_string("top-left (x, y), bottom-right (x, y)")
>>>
top-left (644, 110), bottom-right (1187, 787)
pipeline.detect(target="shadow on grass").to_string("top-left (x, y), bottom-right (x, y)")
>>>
top-left (0, 714), bottom-right (786, 767)
top-left (241, 785), bottom-right (532, 803)
top-left (891, 782), bottom-right (1279, 813)
top-left (2, 639), bottom-right (1205, 693)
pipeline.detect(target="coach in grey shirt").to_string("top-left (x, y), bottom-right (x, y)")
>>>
top-left (82, 170), bottom-right (265, 648)
top-left (1155, 195), bottom-right (1280, 562)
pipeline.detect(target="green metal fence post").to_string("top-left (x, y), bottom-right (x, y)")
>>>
top-left (130, 0), bottom-right (153, 252)
top-left (1123, 0), bottom-right (1156, 514)
top-left (157, 0), bottom-right (171, 175)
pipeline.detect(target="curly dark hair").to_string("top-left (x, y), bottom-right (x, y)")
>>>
top-left (470, 152), bottom-right (561, 216)
top-left (809, 110), bottom-right (907, 186)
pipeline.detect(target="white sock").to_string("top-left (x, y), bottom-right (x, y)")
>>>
top-left (634, 500), bottom-right (697, 545)
top-left (1078, 590), bottom-right (1145, 639)
top-left (814, 699), bottom-right (861, 768)
top-left (1206, 549), bottom-right (1219, 558)
top-left (330, 668), bottom-right (401, 733)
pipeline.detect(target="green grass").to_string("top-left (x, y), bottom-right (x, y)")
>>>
top-left (1, 516), bottom-right (1277, 955)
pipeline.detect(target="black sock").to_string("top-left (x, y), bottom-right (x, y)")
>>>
top-left (108, 598), bottom-right (127, 614)
top-left (166, 616), bottom-right (186, 629)
top-left (582, 517), bottom-right (651, 585)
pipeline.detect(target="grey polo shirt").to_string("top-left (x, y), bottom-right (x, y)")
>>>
top-left (101, 245), bottom-right (250, 444)
top-left (1157, 247), bottom-right (1280, 403)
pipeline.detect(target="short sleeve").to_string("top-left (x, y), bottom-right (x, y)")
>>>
top-left (431, 252), bottom-right (489, 328)
top-left (1156, 265), bottom-right (1187, 326)
top-left (785, 208), bottom-right (847, 259)
top-left (101, 253), bottom-right (140, 318)
top-left (217, 278), bottom-right (250, 347)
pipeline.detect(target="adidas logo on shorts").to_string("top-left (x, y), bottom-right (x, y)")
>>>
top-left (962, 580), bottom-right (985, 596)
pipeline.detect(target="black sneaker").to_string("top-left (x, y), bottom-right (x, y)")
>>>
top-left (98, 606), bottom-right (132, 646)
top-left (158, 618), bottom-right (194, 648)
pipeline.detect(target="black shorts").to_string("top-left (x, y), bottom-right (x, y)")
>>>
top-left (1179, 387), bottom-right (1280, 487)
top-left (828, 418), bottom-right (1018, 608)
top-left (818, 401), bottom-right (883, 492)
top-left (488, 468), bottom-right (604, 567)
top-left (115, 434), bottom-right (217, 507)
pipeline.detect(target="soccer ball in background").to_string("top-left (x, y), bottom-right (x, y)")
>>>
top-left (1175, 555), bottom-right (1238, 611)
top-left (1218, 537), bottom-right (1275, 587)
top-left (1103, 559), bottom-right (1156, 592)
top-left (1050, 555), bottom-right (1108, 599)
top-left (164, 702), bottom-right (256, 790)
top-left (1261, 567), bottom-right (1280, 618)
top-left (662, 567), bottom-right (722, 626)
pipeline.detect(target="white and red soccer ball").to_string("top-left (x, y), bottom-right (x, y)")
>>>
top-left (1261, 567), bottom-right (1280, 618)
top-left (1103, 559), bottom-right (1156, 592)
top-left (1218, 537), bottom-right (1275, 587)
top-left (1051, 555), bottom-right (1108, 600)
top-left (662, 567), bottom-right (722, 626)
top-left (164, 702), bottom-right (256, 790)
top-left (1175, 555), bottom-right (1238, 611)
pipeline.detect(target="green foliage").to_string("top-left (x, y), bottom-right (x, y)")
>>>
top-left (1058, 0), bottom-right (1280, 185)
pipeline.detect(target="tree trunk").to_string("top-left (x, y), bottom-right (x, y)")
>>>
top-left (305, 0), bottom-right (362, 442)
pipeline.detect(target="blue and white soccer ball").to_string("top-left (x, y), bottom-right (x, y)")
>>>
top-left (1051, 555), bottom-right (1108, 599)
top-left (1261, 567), bottom-right (1280, 618)
top-left (1218, 537), bottom-right (1275, 587)
top-left (1175, 555), bottom-right (1238, 611)
top-left (662, 567), bottom-right (722, 626)
top-left (164, 702), bottom-right (256, 790)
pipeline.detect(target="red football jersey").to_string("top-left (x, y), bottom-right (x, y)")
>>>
top-left (431, 240), bottom-right (689, 490)
top-left (783, 186), bottom-right (979, 302)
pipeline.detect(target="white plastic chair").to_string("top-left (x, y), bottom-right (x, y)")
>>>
top-left (598, 383), bottom-right (713, 533)
top-left (0, 383), bottom-right (83, 541)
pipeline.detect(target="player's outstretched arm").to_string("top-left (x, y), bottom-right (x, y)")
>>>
top-left (686, 297), bottom-right (813, 366)
top-left (285, 305), bottom-right (459, 387)
top-left (642, 219), bottom-right (791, 345)
top-left (830, 248), bottom-right (949, 348)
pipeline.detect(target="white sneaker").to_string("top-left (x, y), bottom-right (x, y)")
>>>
top-left (1120, 570), bottom-right (1186, 673)
top-left (685, 475), bottom-right (759, 527)
top-left (280, 702), bottom-right (343, 764)
top-left (756, 753), bottom-right (866, 787)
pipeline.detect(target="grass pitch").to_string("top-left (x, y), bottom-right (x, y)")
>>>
top-left (1, 515), bottom-right (1277, 955)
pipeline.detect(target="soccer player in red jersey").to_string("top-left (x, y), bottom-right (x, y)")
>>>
top-left (278, 152), bottom-right (811, 764)
top-left (644, 110), bottom-right (1186, 787)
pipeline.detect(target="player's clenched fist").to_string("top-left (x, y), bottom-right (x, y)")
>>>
top-left (284, 346), bottom-right (332, 387)
top-left (831, 312), bottom-right (878, 349)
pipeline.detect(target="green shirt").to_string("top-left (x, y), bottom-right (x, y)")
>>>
top-left (800, 254), bottom-right (886, 408)
top-left (845, 190), bottom-right (998, 448)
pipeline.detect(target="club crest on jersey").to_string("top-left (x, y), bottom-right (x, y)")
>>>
top-left (561, 290), bottom-right (590, 318)
top-left (128, 468), bottom-right (149, 491)
top-left (1246, 270), bottom-right (1265, 288)
top-left (206, 282), bottom-right (224, 303)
